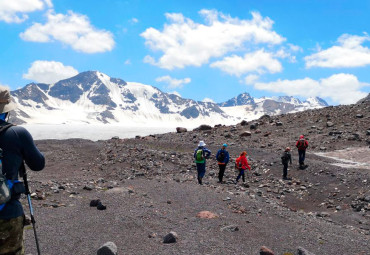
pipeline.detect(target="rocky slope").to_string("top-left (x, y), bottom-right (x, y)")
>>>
top-left (21, 100), bottom-right (370, 254)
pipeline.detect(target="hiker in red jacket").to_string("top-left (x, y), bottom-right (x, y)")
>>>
top-left (296, 135), bottom-right (308, 169)
top-left (235, 151), bottom-right (251, 184)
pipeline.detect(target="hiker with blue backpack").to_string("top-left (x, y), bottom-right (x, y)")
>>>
top-left (0, 86), bottom-right (45, 255)
top-left (215, 143), bottom-right (229, 183)
top-left (194, 141), bottom-right (211, 185)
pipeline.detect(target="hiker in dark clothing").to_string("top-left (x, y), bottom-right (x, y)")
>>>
top-left (194, 141), bottom-right (211, 185)
top-left (215, 143), bottom-right (230, 183)
top-left (235, 151), bottom-right (251, 184)
top-left (296, 135), bottom-right (308, 169)
top-left (281, 147), bottom-right (292, 180)
top-left (0, 86), bottom-right (45, 255)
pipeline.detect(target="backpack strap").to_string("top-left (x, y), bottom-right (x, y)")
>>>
top-left (0, 122), bottom-right (13, 134)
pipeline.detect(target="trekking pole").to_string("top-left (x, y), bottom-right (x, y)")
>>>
top-left (21, 163), bottom-right (41, 255)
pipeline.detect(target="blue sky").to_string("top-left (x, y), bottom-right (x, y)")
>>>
top-left (0, 0), bottom-right (369, 105)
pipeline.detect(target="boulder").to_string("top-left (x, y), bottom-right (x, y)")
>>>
top-left (176, 127), bottom-right (187, 133)
top-left (276, 121), bottom-right (283, 126)
top-left (240, 120), bottom-right (248, 126)
top-left (240, 131), bottom-right (252, 137)
top-left (97, 242), bottom-right (117, 255)
top-left (194, 125), bottom-right (212, 131)
top-left (250, 123), bottom-right (258, 130)
top-left (356, 114), bottom-right (364, 118)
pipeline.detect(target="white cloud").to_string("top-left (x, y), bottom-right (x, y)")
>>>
top-left (305, 34), bottom-right (370, 68)
top-left (254, 73), bottom-right (368, 104)
top-left (129, 17), bottom-right (138, 24)
top-left (202, 97), bottom-right (215, 103)
top-left (155, 75), bottom-right (191, 89)
top-left (20, 10), bottom-right (115, 53)
top-left (245, 74), bottom-right (259, 85)
top-left (141, 10), bottom-right (285, 70)
top-left (23, 60), bottom-right (78, 84)
top-left (0, 0), bottom-right (52, 23)
top-left (211, 49), bottom-right (282, 76)
top-left (124, 59), bottom-right (131, 65)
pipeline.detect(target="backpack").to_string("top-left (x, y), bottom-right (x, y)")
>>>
top-left (281, 152), bottom-right (289, 164)
top-left (297, 139), bottom-right (306, 150)
top-left (0, 122), bottom-right (17, 211)
top-left (217, 150), bottom-right (225, 162)
top-left (196, 149), bottom-right (204, 162)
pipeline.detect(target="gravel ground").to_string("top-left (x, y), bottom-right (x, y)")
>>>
top-left (21, 100), bottom-right (370, 255)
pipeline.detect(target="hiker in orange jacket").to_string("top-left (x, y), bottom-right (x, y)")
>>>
top-left (235, 151), bottom-right (251, 184)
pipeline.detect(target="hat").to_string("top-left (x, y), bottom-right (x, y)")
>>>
top-left (222, 143), bottom-right (228, 147)
top-left (299, 135), bottom-right (304, 139)
top-left (241, 151), bottom-right (247, 156)
top-left (0, 86), bottom-right (17, 114)
top-left (198, 141), bottom-right (206, 147)
top-left (285, 147), bottom-right (291, 151)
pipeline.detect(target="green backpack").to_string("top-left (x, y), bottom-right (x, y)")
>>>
top-left (195, 149), bottom-right (204, 162)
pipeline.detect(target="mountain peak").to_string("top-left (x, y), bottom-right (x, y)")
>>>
top-left (218, 92), bottom-right (255, 107)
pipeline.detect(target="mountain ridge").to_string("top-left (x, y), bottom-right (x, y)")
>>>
top-left (10, 71), bottom-right (329, 126)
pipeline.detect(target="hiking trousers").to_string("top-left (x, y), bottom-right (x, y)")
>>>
top-left (298, 150), bottom-right (306, 165)
top-left (0, 215), bottom-right (24, 255)
top-left (196, 163), bottom-right (206, 178)
top-left (218, 164), bottom-right (226, 182)
top-left (236, 169), bottom-right (245, 182)
top-left (283, 163), bottom-right (288, 178)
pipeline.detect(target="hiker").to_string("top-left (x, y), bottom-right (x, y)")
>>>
top-left (194, 141), bottom-right (211, 185)
top-left (216, 143), bottom-right (230, 183)
top-left (0, 86), bottom-right (45, 255)
top-left (296, 135), bottom-right (308, 169)
top-left (235, 151), bottom-right (251, 184)
top-left (215, 143), bottom-right (230, 183)
top-left (281, 147), bottom-right (292, 180)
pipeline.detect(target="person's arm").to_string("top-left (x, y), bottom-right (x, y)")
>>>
top-left (225, 151), bottom-right (230, 164)
top-left (17, 127), bottom-right (45, 171)
top-left (205, 148), bottom-right (211, 158)
top-left (244, 157), bottom-right (251, 170)
top-left (295, 141), bottom-right (299, 148)
top-left (215, 150), bottom-right (220, 161)
top-left (289, 154), bottom-right (292, 164)
top-left (305, 140), bottom-right (309, 148)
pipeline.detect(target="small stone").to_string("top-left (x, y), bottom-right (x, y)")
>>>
top-left (356, 114), bottom-right (364, 118)
top-left (260, 246), bottom-right (274, 255)
top-left (163, 231), bottom-right (177, 244)
top-left (196, 211), bottom-right (219, 219)
top-left (83, 185), bottom-right (93, 191)
top-left (326, 122), bottom-right (334, 127)
top-left (220, 225), bottom-right (239, 232)
top-left (276, 121), bottom-right (283, 126)
top-left (297, 246), bottom-right (316, 255)
top-left (97, 241), bottom-right (117, 255)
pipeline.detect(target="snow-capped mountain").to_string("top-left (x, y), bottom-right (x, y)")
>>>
top-left (219, 93), bottom-right (328, 121)
top-left (11, 71), bottom-right (231, 127)
top-left (10, 71), bottom-right (329, 127)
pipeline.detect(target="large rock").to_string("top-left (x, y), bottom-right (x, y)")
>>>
top-left (163, 231), bottom-right (178, 244)
top-left (240, 131), bottom-right (252, 137)
top-left (240, 120), bottom-right (248, 126)
top-left (297, 246), bottom-right (316, 255)
top-left (260, 246), bottom-right (274, 255)
top-left (194, 125), bottom-right (212, 131)
top-left (97, 242), bottom-right (117, 255)
top-left (196, 211), bottom-right (219, 219)
top-left (176, 127), bottom-right (187, 133)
